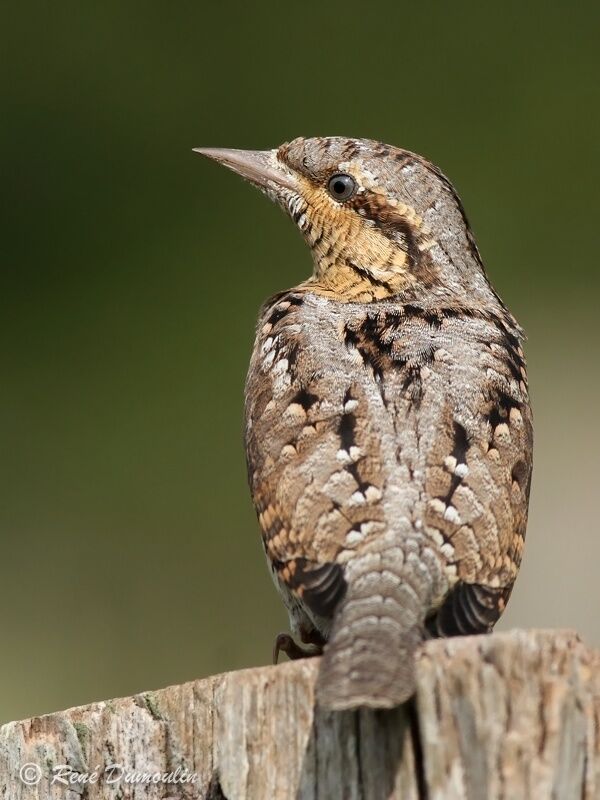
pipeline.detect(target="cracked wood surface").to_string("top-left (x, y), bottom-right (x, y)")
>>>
top-left (0, 630), bottom-right (598, 799)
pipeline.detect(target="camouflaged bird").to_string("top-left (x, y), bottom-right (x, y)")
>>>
top-left (195, 137), bottom-right (533, 710)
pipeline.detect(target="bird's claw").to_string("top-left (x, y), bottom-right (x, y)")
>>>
top-left (273, 632), bottom-right (322, 664)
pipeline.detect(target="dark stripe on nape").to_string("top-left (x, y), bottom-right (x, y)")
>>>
top-left (398, 364), bottom-right (422, 403)
top-left (349, 190), bottom-right (423, 271)
top-left (343, 311), bottom-right (438, 398)
top-left (343, 324), bottom-right (360, 350)
top-left (387, 215), bottom-right (420, 268)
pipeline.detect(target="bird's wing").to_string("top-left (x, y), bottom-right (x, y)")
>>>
top-left (245, 290), bottom-right (355, 621)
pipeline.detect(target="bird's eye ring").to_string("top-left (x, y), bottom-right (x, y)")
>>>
top-left (327, 173), bottom-right (357, 202)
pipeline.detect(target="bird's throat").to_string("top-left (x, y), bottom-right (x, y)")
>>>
top-left (294, 180), bottom-right (431, 302)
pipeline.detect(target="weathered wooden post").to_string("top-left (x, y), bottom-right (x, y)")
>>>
top-left (1, 630), bottom-right (598, 799)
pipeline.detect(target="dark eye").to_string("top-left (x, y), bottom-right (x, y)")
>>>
top-left (327, 173), bottom-right (357, 202)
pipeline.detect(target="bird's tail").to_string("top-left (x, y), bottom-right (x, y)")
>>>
top-left (316, 545), bottom-right (436, 710)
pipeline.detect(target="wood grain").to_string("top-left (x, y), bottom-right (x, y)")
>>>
top-left (0, 630), bottom-right (597, 799)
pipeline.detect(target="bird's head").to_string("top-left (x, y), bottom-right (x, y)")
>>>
top-left (195, 137), bottom-right (493, 304)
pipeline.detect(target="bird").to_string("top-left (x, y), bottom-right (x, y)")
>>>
top-left (195, 137), bottom-right (533, 710)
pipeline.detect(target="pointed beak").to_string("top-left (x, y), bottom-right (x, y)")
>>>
top-left (193, 147), bottom-right (297, 193)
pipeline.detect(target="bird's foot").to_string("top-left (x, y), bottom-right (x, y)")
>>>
top-left (272, 631), bottom-right (324, 664)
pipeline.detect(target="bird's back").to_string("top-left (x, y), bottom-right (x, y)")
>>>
top-left (245, 287), bottom-right (532, 708)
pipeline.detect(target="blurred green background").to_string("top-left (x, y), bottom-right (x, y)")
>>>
top-left (1, 1), bottom-right (599, 724)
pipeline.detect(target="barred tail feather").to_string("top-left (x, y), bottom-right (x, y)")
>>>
top-left (317, 620), bottom-right (423, 710)
top-left (315, 560), bottom-right (428, 710)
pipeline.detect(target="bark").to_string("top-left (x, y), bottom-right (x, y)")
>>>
top-left (0, 629), bottom-right (598, 799)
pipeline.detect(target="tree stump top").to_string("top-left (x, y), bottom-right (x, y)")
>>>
top-left (0, 629), bottom-right (598, 799)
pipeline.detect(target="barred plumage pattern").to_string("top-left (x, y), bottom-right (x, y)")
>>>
top-left (200, 136), bottom-right (533, 709)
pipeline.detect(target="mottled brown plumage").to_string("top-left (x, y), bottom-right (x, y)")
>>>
top-left (196, 137), bottom-right (533, 710)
